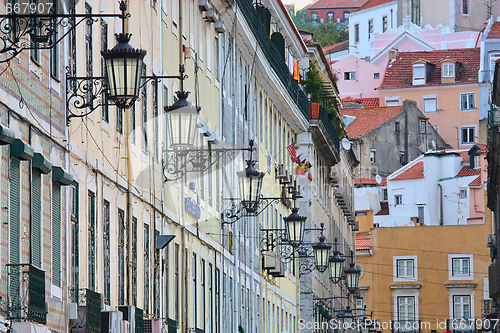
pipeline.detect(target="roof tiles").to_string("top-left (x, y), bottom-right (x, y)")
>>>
top-left (391, 162), bottom-right (424, 180)
top-left (356, 232), bottom-right (371, 250)
top-left (378, 48), bottom-right (480, 90)
top-left (323, 40), bottom-right (349, 54)
top-left (376, 202), bottom-right (389, 215)
top-left (355, 177), bottom-right (387, 186)
top-left (309, 0), bottom-right (368, 9)
top-left (487, 21), bottom-right (500, 39)
top-left (469, 175), bottom-right (481, 187)
top-left (341, 106), bottom-right (402, 138)
top-left (456, 166), bottom-right (481, 177)
top-left (342, 96), bottom-right (380, 107)
top-left (357, 0), bottom-right (395, 11)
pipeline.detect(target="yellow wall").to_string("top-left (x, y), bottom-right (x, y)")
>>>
top-left (379, 86), bottom-right (481, 149)
top-left (358, 210), bottom-right (491, 331)
top-left (356, 210), bottom-right (374, 233)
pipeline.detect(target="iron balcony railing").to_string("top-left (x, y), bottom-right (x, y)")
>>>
top-left (489, 104), bottom-right (500, 127)
top-left (238, 0), bottom-right (309, 120)
top-left (69, 288), bottom-right (101, 333)
top-left (446, 319), bottom-right (476, 333)
top-left (6, 263), bottom-right (46, 324)
top-left (309, 102), bottom-right (341, 153)
top-left (165, 318), bottom-right (178, 333)
top-left (392, 320), bottom-right (421, 333)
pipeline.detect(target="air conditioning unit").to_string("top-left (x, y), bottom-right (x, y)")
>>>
top-left (101, 311), bottom-right (123, 333)
top-left (268, 258), bottom-right (285, 277)
top-left (262, 252), bottom-right (276, 269)
top-left (67, 302), bottom-right (78, 320)
top-left (144, 318), bottom-right (163, 333)
top-left (198, 0), bottom-right (210, 11)
top-left (214, 20), bottom-right (225, 33)
top-left (118, 306), bottom-right (136, 333)
top-left (204, 9), bottom-right (216, 22)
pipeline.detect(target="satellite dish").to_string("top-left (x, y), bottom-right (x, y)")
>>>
top-left (341, 138), bottom-right (352, 150)
top-left (375, 175), bottom-right (382, 184)
top-left (432, 140), bottom-right (436, 151)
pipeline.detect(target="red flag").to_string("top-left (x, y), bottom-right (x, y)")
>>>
top-left (287, 144), bottom-right (297, 163)
top-left (307, 172), bottom-right (313, 182)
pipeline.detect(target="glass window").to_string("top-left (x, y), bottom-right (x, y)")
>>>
top-left (462, 0), bottom-right (469, 14)
top-left (383, 16), bottom-right (388, 32)
top-left (413, 65), bottom-right (425, 85)
top-left (397, 296), bottom-right (415, 321)
top-left (311, 12), bottom-right (318, 22)
top-left (443, 63), bottom-right (455, 77)
top-left (368, 20), bottom-right (374, 39)
top-left (423, 97), bottom-right (437, 112)
top-left (395, 195), bottom-right (403, 205)
top-left (344, 72), bottom-right (356, 80)
top-left (460, 189), bottom-right (467, 199)
top-left (327, 12), bottom-right (334, 22)
top-left (344, 11), bottom-right (350, 23)
top-left (355, 24), bottom-right (359, 43)
top-left (412, 0), bottom-right (421, 26)
top-left (453, 295), bottom-right (471, 319)
top-left (420, 120), bottom-right (427, 134)
top-left (452, 258), bottom-right (470, 276)
top-left (474, 155), bottom-right (481, 169)
top-left (461, 93), bottom-right (475, 111)
top-left (370, 150), bottom-right (376, 163)
top-left (397, 259), bottom-right (414, 278)
top-left (461, 127), bottom-right (475, 144)
top-left (374, 73), bottom-right (380, 79)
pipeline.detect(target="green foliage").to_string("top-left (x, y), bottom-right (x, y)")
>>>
top-left (238, 325), bottom-right (245, 333)
top-left (290, 7), bottom-right (349, 47)
top-left (303, 64), bottom-right (323, 100)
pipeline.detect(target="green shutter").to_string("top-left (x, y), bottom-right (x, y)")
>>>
top-left (52, 183), bottom-right (61, 286)
top-left (10, 157), bottom-right (20, 264)
top-left (32, 170), bottom-right (41, 268)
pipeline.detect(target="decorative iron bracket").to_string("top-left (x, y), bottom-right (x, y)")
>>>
top-left (163, 145), bottom-right (253, 182)
top-left (259, 224), bottom-right (325, 252)
top-left (0, 2), bottom-right (127, 63)
top-left (221, 197), bottom-right (289, 225)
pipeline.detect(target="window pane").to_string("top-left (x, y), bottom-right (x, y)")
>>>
top-left (414, 66), bottom-right (425, 78)
top-left (407, 262), bottom-right (413, 277)
top-left (462, 259), bottom-right (469, 275)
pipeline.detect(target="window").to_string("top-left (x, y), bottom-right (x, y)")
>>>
top-left (142, 64), bottom-right (148, 151)
top-left (462, 0), bottom-right (469, 14)
top-left (327, 11), bottom-right (334, 22)
top-left (30, 0), bottom-right (40, 63)
top-left (192, 253), bottom-right (197, 328)
top-left (383, 16), bottom-right (388, 32)
top-left (344, 11), bottom-right (350, 23)
top-left (474, 155), bottom-right (481, 169)
top-left (413, 64), bottom-right (425, 85)
top-left (461, 126), bottom-right (475, 144)
top-left (395, 122), bottom-right (401, 132)
top-left (88, 191), bottom-right (96, 290)
top-left (453, 295), bottom-right (471, 319)
top-left (443, 63), bottom-right (455, 78)
top-left (383, 188), bottom-right (388, 201)
top-left (395, 195), bottom-right (402, 205)
top-left (103, 200), bottom-right (110, 305)
top-left (355, 24), bottom-right (359, 43)
top-left (461, 93), bottom-right (475, 111)
top-left (144, 224), bottom-right (150, 313)
top-left (420, 120), bottom-right (427, 134)
top-left (68, 3), bottom-right (76, 82)
top-left (449, 254), bottom-right (474, 280)
top-left (131, 105), bottom-right (136, 143)
top-left (215, 36), bottom-right (220, 80)
top-left (459, 189), bottom-right (467, 199)
top-left (370, 149), bottom-right (376, 163)
top-left (355, 212), bottom-right (368, 216)
top-left (344, 72), bottom-right (356, 80)
top-left (397, 296), bottom-right (415, 321)
top-left (385, 96), bottom-right (401, 106)
top-left (399, 152), bottom-right (405, 165)
top-left (311, 12), bottom-right (318, 22)
top-left (411, 0), bottom-right (421, 26)
top-left (174, 244), bottom-right (180, 321)
top-left (50, 1), bottom-right (58, 78)
top-left (118, 209), bottom-right (125, 304)
top-left (374, 73), bottom-right (380, 79)
top-left (132, 217), bottom-right (138, 305)
top-left (355, 298), bottom-right (364, 317)
top-left (368, 20), bottom-right (374, 39)
top-left (423, 95), bottom-right (438, 112)
top-left (153, 77), bottom-right (159, 161)
top-left (397, 259), bottom-right (414, 278)
top-left (101, 19), bottom-right (109, 123)
top-left (69, 183), bottom-right (79, 298)
top-left (201, 259), bottom-right (205, 329)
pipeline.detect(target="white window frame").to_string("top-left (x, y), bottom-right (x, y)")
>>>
top-left (459, 188), bottom-right (467, 199)
top-left (474, 155), bottom-right (481, 169)
top-left (392, 289), bottom-right (419, 323)
top-left (422, 94), bottom-right (438, 113)
top-left (395, 195), bottom-right (403, 206)
top-left (354, 23), bottom-right (360, 43)
top-left (385, 96), bottom-right (401, 106)
top-left (453, 295), bottom-right (471, 319)
top-left (448, 254), bottom-right (474, 281)
top-left (412, 64), bottom-right (425, 85)
top-left (393, 255), bottom-right (418, 282)
top-left (460, 125), bottom-right (476, 145)
top-left (442, 63), bottom-right (455, 78)
top-left (370, 149), bottom-right (376, 163)
top-left (397, 296), bottom-right (415, 321)
top-left (460, 92), bottom-right (475, 111)
top-left (448, 286), bottom-right (475, 322)
top-left (419, 120), bottom-right (427, 134)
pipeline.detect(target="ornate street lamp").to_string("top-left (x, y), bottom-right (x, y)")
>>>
top-left (101, 31), bottom-right (146, 110)
top-left (342, 306), bottom-right (354, 325)
top-left (313, 236), bottom-right (331, 273)
top-left (345, 262), bottom-right (361, 293)
top-left (165, 91), bottom-right (200, 150)
top-left (237, 142), bottom-right (265, 214)
top-left (329, 238), bottom-right (345, 282)
top-left (284, 207), bottom-right (307, 247)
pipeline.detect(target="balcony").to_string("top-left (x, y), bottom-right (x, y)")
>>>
top-left (238, 0), bottom-right (309, 120)
top-left (489, 260), bottom-right (500, 299)
top-left (446, 319), bottom-right (476, 333)
top-left (70, 288), bottom-right (102, 333)
top-left (392, 320), bottom-right (420, 333)
top-left (6, 264), bottom-right (46, 324)
top-left (490, 104), bottom-right (500, 127)
top-left (308, 102), bottom-right (341, 165)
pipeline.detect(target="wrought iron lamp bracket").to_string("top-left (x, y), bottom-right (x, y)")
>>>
top-left (221, 197), bottom-right (282, 225)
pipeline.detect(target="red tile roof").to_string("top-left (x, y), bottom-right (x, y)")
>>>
top-left (357, 0), bottom-right (395, 11)
top-left (323, 40), bottom-right (349, 54)
top-left (475, 142), bottom-right (488, 152)
top-left (309, 0), bottom-right (368, 9)
top-left (487, 21), bottom-right (500, 39)
top-left (341, 106), bottom-right (402, 138)
top-left (469, 175), bottom-right (481, 187)
top-left (391, 162), bottom-right (424, 180)
top-left (456, 166), bottom-right (481, 177)
top-left (355, 177), bottom-right (387, 186)
top-left (378, 48), bottom-right (480, 90)
top-left (342, 96), bottom-right (380, 107)
top-left (356, 232), bottom-right (371, 250)
top-left (376, 201), bottom-right (389, 215)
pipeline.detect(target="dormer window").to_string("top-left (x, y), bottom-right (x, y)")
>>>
top-left (413, 64), bottom-right (425, 85)
top-left (443, 63), bottom-right (455, 78)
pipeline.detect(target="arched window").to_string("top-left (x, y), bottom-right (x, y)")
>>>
top-left (327, 11), bottom-right (334, 23)
top-left (311, 11), bottom-right (318, 23)
top-left (343, 11), bottom-right (350, 23)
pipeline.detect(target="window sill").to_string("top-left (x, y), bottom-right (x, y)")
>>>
top-left (460, 109), bottom-right (477, 112)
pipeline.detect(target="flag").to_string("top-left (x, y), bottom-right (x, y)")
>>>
top-left (287, 143), bottom-right (297, 163)
top-left (307, 172), bottom-right (313, 182)
top-left (293, 60), bottom-right (300, 82)
top-left (295, 154), bottom-right (303, 166)
top-left (295, 164), bottom-right (305, 175)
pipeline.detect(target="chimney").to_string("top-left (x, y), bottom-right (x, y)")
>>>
top-left (389, 48), bottom-right (398, 61)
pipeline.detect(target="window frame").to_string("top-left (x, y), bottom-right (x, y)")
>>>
top-left (393, 255), bottom-right (418, 282)
top-left (370, 149), bottom-right (376, 163)
top-left (462, 0), bottom-right (469, 15)
top-left (412, 64), bottom-right (425, 85)
top-left (382, 16), bottom-right (388, 32)
top-left (448, 254), bottom-right (474, 280)
top-left (368, 19), bottom-right (374, 39)
top-left (460, 125), bottom-right (476, 145)
top-left (422, 94), bottom-right (438, 113)
top-left (311, 11), bottom-right (318, 23)
top-left (395, 195), bottom-right (403, 206)
top-left (460, 92), bottom-right (475, 111)
top-left (327, 11), bottom-right (334, 23)
top-left (385, 96), bottom-right (401, 106)
top-left (354, 23), bottom-right (360, 43)
top-left (442, 63), bottom-right (455, 78)
top-left (397, 296), bottom-right (416, 321)
top-left (419, 119), bottom-right (427, 134)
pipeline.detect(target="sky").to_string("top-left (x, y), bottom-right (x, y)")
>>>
top-left (283, 0), bottom-right (313, 10)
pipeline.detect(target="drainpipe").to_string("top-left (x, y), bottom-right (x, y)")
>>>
top-left (438, 184), bottom-right (443, 225)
